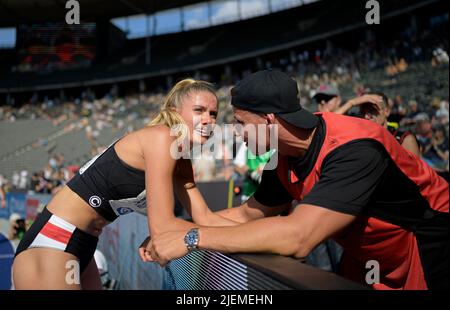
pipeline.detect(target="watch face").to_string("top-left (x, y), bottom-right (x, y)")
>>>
top-left (187, 234), bottom-right (196, 243)
top-left (185, 229), bottom-right (198, 249)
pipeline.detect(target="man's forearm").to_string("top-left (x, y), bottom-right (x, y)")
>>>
top-left (198, 215), bottom-right (306, 257)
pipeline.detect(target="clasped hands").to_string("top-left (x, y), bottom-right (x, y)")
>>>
top-left (138, 230), bottom-right (189, 267)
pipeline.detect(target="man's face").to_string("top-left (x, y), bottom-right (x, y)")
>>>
top-left (360, 103), bottom-right (389, 127)
top-left (233, 108), bottom-right (271, 155)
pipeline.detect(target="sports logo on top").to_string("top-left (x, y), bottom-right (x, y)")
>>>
top-left (89, 196), bottom-right (102, 208)
top-left (116, 207), bottom-right (134, 215)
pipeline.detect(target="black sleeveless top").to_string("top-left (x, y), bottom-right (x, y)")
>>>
top-left (67, 141), bottom-right (146, 222)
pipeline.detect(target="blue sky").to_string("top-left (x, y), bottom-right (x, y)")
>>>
top-left (0, 28), bottom-right (16, 48)
top-left (112, 0), bottom-right (311, 38)
top-left (0, 0), bottom-right (318, 47)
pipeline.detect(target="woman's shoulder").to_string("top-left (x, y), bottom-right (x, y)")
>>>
top-left (133, 125), bottom-right (179, 153)
top-left (136, 124), bottom-right (176, 141)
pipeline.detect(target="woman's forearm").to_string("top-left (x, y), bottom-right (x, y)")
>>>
top-left (181, 186), bottom-right (240, 227)
top-left (201, 211), bottom-right (241, 227)
top-left (334, 100), bottom-right (354, 115)
top-left (149, 216), bottom-right (197, 236)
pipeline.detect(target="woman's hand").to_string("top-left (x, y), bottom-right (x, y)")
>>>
top-left (150, 230), bottom-right (190, 267)
top-left (138, 236), bottom-right (155, 262)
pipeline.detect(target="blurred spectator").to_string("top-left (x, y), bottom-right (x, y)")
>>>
top-left (192, 148), bottom-right (216, 182)
top-left (18, 170), bottom-right (28, 190)
top-left (7, 213), bottom-right (27, 241)
top-left (11, 172), bottom-right (19, 189)
top-left (233, 143), bottom-right (273, 203)
top-left (359, 92), bottom-right (421, 157)
top-left (432, 47), bottom-right (449, 67)
top-left (414, 115), bottom-right (433, 147)
top-left (0, 175), bottom-right (6, 208)
top-left (94, 249), bottom-right (118, 289)
top-left (406, 100), bottom-right (421, 119)
top-left (423, 124), bottom-right (449, 171)
top-left (29, 173), bottom-right (40, 192)
top-left (435, 100), bottom-right (449, 126)
top-left (312, 84), bottom-right (342, 113)
top-left (66, 165), bottom-right (80, 181)
top-left (397, 58), bottom-right (408, 73)
top-left (94, 249), bottom-right (108, 284)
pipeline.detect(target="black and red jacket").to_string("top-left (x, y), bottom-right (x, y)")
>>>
top-left (277, 112), bottom-right (448, 289)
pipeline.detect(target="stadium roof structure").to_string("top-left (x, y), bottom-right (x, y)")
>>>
top-left (0, 0), bottom-right (204, 26)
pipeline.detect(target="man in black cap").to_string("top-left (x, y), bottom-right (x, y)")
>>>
top-left (146, 70), bottom-right (449, 290)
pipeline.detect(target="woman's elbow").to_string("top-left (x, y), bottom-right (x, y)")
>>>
top-left (192, 209), bottom-right (214, 226)
top-left (192, 215), bottom-right (212, 226)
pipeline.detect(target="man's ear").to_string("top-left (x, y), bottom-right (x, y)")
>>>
top-left (266, 113), bottom-right (276, 124)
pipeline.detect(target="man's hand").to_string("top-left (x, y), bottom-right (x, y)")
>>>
top-left (150, 230), bottom-right (190, 267)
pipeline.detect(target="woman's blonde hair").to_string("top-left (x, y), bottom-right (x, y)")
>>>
top-left (148, 78), bottom-right (217, 129)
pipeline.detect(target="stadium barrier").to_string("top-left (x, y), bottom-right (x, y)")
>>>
top-left (0, 191), bottom-right (51, 222)
top-left (1, 185), bottom-right (367, 290)
top-left (98, 211), bottom-right (367, 290)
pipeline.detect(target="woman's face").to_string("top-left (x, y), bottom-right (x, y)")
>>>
top-left (177, 91), bottom-right (218, 146)
top-left (316, 95), bottom-right (341, 112)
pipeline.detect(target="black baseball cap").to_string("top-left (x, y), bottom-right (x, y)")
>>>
top-left (231, 70), bottom-right (318, 129)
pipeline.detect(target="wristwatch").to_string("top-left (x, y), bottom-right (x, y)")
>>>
top-left (184, 228), bottom-right (200, 251)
